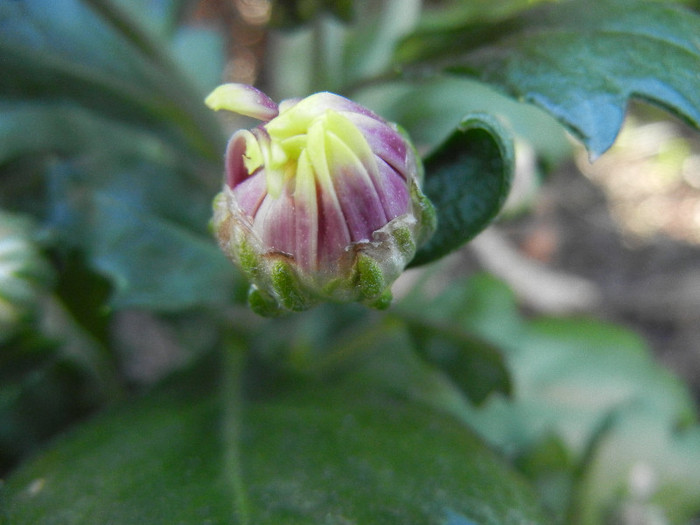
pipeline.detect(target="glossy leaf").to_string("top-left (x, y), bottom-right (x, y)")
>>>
top-left (410, 113), bottom-right (514, 267)
top-left (398, 0), bottom-right (700, 157)
top-left (0, 357), bottom-right (548, 524)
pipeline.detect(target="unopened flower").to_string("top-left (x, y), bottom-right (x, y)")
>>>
top-left (206, 84), bottom-right (436, 316)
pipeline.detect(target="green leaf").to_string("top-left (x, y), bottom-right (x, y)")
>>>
top-left (398, 0), bottom-right (700, 157)
top-left (428, 274), bottom-right (700, 521)
top-left (0, 102), bottom-right (172, 168)
top-left (0, 0), bottom-right (225, 161)
top-left (394, 268), bottom-right (513, 405)
top-left (356, 77), bottom-right (571, 168)
top-left (410, 113), bottom-right (514, 267)
top-left (45, 160), bottom-right (235, 311)
top-left (575, 409), bottom-right (700, 525)
top-left (269, 0), bottom-right (354, 29)
top-left (405, 321), bottom-right (512, 405)
top-left (1, 356), bottom-right (549, 524)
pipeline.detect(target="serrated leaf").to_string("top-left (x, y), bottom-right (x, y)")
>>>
top-left (0, 356), bottom-right (549, 524)
top-left (398, 0), bottom-right (700, 157)
top-left (410, 113), bottom-right (514, 267)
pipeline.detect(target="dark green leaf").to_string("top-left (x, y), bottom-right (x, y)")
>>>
top-left (0, 341), bottom-right (103, 475)
top-left (398, 0), bottom-right (700, 157)
top-left (44, 160), bottom-right (234, 311)
top-left (410, 113), bottom-right (514, 267)
top-left (270, 0), bottom-right (354, 29)
top-left (1, 356), bottom-right (548, 524)
top-left (409, 325), bottom-right (511, 405)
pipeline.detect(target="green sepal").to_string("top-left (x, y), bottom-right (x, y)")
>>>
top-left (237, 240), bottom-right (262, 281)
top-left (392, 226), bottom-right (417, 260)
top-left (354, 254), bottom-right (385, 301)
top-left (412, 182), bottom-right (438, 249)
top-left (367, 288), bottom-right (393, 310)
top-left (270, 260), bottom-right (308, 312)
top-left (247, 285), bottom-right (283, 317)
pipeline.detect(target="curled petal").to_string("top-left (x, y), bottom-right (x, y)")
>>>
top-left (205, 83), bottom-right (279, 121)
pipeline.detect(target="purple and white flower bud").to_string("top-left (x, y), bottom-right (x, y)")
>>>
top-left (206, 84), bottom-right (436, 315)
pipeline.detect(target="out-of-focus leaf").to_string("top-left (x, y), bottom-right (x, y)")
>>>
top-left (0, 0), bottom-right (224, 161)
top-left (425, 274), bottom-right (700, 522)
top-left (0, 282), bottom-right (123, 474)
top-left (44, 160), bottom-right (234, 311)
top-left (0, 211), bottom-right (53, 341)
top-left (406, 324), bottom-right (511, 405)
top-left (575, 410), bottom-right (700, 525)
top-left (170, 27), bottom-right (225, 94)
top-left (0, 339), bottom-right (104, 474)
top-left (342, 0), bottom-right (422, 84)
top-left (398, 0), bottom-right (700, 157)
top-left (269, 0), bottom-right (354, 28)
top-left (110, 0), bottom-right (190, 37)
top-left (416, 0), bottom-right (555, 29)
top-left (268, 0), bottom-right (421, 97)
top-left (0, 355), bottom-right (548, 524)
top-left (0, 0), bottom-right (233, 312)
top-left (410, 113), bottom-right (514, 267)
top-left (395, 274), bottom-right (513, 405)
top-left (0, 103), bottom-right (169, 167)
top-left (356, 77), bottom-right (571, 167)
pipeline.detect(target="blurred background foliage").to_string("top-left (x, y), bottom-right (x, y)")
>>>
top-left (1, 0), bottom-right (700, 523)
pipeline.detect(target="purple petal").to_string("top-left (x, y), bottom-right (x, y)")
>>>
top-left (325, 134), bottom-right (388, 242)
top-left (225, 130), bottom-right (251, 188)
top-left (316, 183), bottom-right (352, 271)
top-left (373, 158), bottom-right (411, 220)
top-left (343, 113), bottom-right (410, 179)
top-left (293, 151), bottom-right (319, 272)
top-left (233, 170), bottom-right (267, 218)
top-left (254, 189), bottom-right (296, 258)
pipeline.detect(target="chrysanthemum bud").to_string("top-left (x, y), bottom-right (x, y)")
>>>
top-left (207, 84), bottom-right (436, 316)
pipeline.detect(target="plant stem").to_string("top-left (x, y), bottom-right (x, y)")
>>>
top-left (221, 335), bottom-right (252, 525)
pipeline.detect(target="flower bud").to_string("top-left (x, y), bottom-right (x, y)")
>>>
top-left (206, 84), bottom-right (436, 315)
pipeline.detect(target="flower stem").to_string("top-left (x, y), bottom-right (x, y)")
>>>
top-left (221, 335), bottom-right (252, 525)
